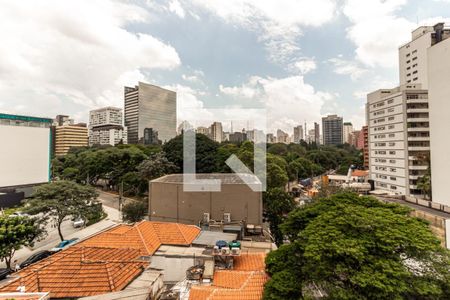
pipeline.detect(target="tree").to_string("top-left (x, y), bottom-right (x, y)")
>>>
top-left (162, 133), bottom-right (219, 173)
top-left (265, 192), bottom-right (450, 299)
top-left (263, 188), bottom-right (295, 246)
top-left (138, 152), bottom-right (178, 181)
top-left (417, 170), bottom-right (432, 200)
top-left (122, 200), bottom-right (148, 223)
top-left (26, 181), bottom-right (100, 241)
top-left (0, 216), bottom-right (45, 269)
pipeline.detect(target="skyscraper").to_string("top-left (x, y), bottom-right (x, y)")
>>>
top-left (314, 122), bottom-right (320, 144)
top-left (293, 125), bottom-right (303, 143)
top-left (322, 115), bottom-right (343, 145)
top-left (343, 122), bottom-right (353, 144)
top-left (124, 82), bottom-right (176, 144)
top-left (210, 122), bottom-right (223, 143)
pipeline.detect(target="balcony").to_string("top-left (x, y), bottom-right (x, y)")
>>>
top-left (406, 98), bottom-right (428, 104)
top-left (407, 117), bottom-right (429, 123)
top-left (409, 165), bottom-right (428, 170)
top-left (409, 184), bottom-right (418, 189)
top-left (407, 136), bottom-right (430, 141)
top-left (409, 175), bottom-right (420, 180)
top-left (407, 127), bottom-right (429, 132)
top-left (406, 108), bottom-right (428, 113)
top-left (408, 146), bottom-right (430, 151)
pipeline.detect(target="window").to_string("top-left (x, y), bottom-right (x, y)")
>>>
top-left (387, 99), bottom-right (394, 104)
top-left (391, 185), bottom-right (397, 190)
top-left (389, 133), bottom-right (395, 138)
top-left (389, 159), bottom-right (396, 163)
top-left (390, 177), bottom-right (396, 181)
top-left (388, 125), bottom-right (395, 129)
top-left (388, 116), bottom-right (395, 121)
top-left (389, 151), bottom-right (396, 155)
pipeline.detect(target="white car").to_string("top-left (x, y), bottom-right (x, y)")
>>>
top-left (72, 218), bottom-right (85, 228)
top-left (9, 211), bottom-right (30, 218)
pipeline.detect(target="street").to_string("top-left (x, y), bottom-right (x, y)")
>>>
top-left (0, 192), bottom-right (122, 269)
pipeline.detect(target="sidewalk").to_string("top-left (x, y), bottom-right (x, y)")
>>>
top-left (1, 206), bottom-right (121, 268)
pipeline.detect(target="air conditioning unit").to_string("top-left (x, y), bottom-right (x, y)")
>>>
top-left (203, 213), bottom-right (210, 223)
top-left (223, 213), bottom-right (231, 223)
top-left (221, 248), bottom-right (229, 255)
top-left (213, 246), bottom-right (220, 254)
top-left (231, 247), bottom-right (241, 255)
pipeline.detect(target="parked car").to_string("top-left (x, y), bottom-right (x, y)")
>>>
top-left (50, 238), bottom-right (79, 252)
top-left (0, 268), bottom-right (11, 280)
top-left (9, 211), bottom-right (30, 218)
top-left (20, 250), bottom-right (52, 268)
top-left (72, 218), bottom-right (85, 228)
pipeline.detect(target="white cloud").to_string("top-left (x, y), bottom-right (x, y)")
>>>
top-left (343, 0), bottom-right (414, 68)
top-left (181, 69), bottom-right (205, 84)
top-left (169, 0), bottom-right (186, 18)
top-left (0, 0), bottom-right (181, 120)
top-left (219, 75), bottom-right (333, 132)
top-left (292, 58), bottom-right (317, 74)
top-left (185, 0), bottom-right (336, 64)
top-left (327, 57), bottom-right (368, 80)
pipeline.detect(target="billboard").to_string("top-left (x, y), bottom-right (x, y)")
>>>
top-left (0, 125), bottom-right (51, 187)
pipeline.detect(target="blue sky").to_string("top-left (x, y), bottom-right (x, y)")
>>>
top-left (1, 0), bottom-right (450, 134)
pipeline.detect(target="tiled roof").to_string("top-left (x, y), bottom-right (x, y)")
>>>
top-left (188, 254), bottom-right (268, 300)
top-left (0, 247), bottom-right (146, 298)
top-left (0, 221), bottom-right (200, 299)
top-left (79, 221), bottom-right (201, 255)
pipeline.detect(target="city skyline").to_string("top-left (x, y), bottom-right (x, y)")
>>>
top-left (2, 1), bottom-right (450, 133)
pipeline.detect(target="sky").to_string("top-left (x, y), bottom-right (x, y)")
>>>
top-left (1, 0), bottom-right (450, 134)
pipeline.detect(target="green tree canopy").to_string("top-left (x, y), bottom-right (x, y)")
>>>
top-left (122, 200), bottom-right (148, 223)
top-left (26, 181), bottom-right (100, 241)
top-left (265, 192), bottom-right (450, 299)
top-left (0, 216), bottom-right (45, 269)
top-left (263, 188), bottom-right (295, 246)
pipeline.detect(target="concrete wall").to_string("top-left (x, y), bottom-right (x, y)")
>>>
top-left (149, 182), bottom-right (262, 225)
top-left (428, 38), bottom-right (450, 206)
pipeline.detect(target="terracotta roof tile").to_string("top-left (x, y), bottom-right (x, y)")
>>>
top-left (188, 254), bottom-right (268, 300)
top-left (0, 247), bottom-right (146, 298)
top-left (0, 221), bottom-right (201, 299)
top-left (79, 221), bottom-right (201, 255)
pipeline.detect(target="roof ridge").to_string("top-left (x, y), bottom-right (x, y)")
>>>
top-left (104, 263), bottom-right (116, 292)
top-left (135, 224), bottom-right (153, 255)
top-left (176, 223), bottom-right (189, 243)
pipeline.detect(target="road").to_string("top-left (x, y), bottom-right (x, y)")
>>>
top-left (375, 195), bottom-right (450, 219)
top-left (0, 192), bottom-right (122, 269)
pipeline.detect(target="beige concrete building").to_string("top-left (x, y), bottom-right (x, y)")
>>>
top-left (54, 125), bottom-right (88, 156)
top-left (149, 174), bottom-right (263, 225)
top-left (428, 33), bottom-right (450, 206)
top-left (367, 84), bottom-right (429, 196)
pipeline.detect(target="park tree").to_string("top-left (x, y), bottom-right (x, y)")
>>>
top-left (265, 192), bottom-right (450, 299)
top-left (138, 152), bottom-right (178, 181)
top-left (162, 133), bottom-right (220, 173)
top-left (263, 188), bottom-right (295, 246)
top-left (122, 200), bottom-right (148, 223)
top-left (26, 181), bottom-right (100, 241)
top-left (0, 216), bottom-right (45, 269)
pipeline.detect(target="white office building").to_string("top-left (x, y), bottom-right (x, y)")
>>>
top-left (89, 107), bottom-right (127, 146)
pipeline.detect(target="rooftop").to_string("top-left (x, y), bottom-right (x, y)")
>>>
top-left (0, 113), bottom-right (52, 123)
top-left (188, 253), bottom-right (268, 300)
top-left (151, 173), bottom-right (261, 185)
top-left (0, 221), bottom-right (201, 299)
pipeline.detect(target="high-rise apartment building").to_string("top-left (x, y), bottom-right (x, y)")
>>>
top-left (276, 129), bottom-right (289, 144)
top-left (196, 126), bottom-right (210, 136)
top-left (266, 133), bottom-right (276, 143)
top-left (367, 84), bottom-right (429, 195)
top-left (322, 115), bottom-right (343, 145)
top-left (293, 125), bottom-right (303, 143)
top-left (89, 107), bottom-right (127, 146)
top-left (54, 123), bottom-right (88, 156)
top-left (428, 25), bottom-right (450, 205)
top-left (361, 126), bottom-right (369, 169)
top-left (314, 122), bottom-right (320, 144)
top-left (210, 122), bottom-right (223, 143)
top-left (343, 122), bottom-right (353, 144)
top-left (53, 115), bottom-right (73, 126)
top-left (399, 23), bottom-right (450, 88)
top-left (124, 82), bottom-right (176, 144)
